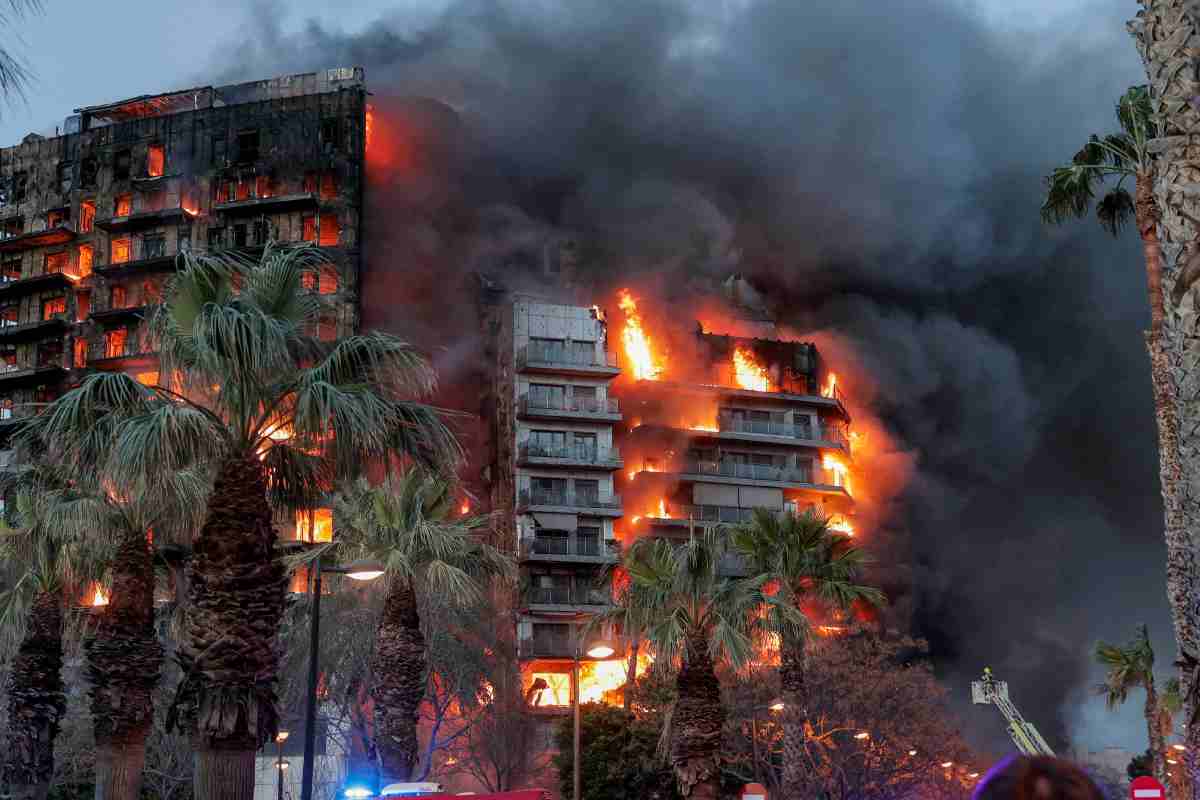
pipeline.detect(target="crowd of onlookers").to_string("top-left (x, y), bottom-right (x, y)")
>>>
top-left (973, 756), bottom-right (1124, 800)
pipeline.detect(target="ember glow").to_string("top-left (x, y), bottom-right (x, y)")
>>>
top-left (828, 516), bottom-right (855, 537)
top-left (821, 372), bottom-right (838, 399)
top-left (732, 345), bottom-right (771, 392)
top-left (89, 584), bottom-right (109, 607)
top-left (365, 104), bottom-right (375, 152)
top-left (823, 454), bottom-right (851, 495)
top-left (618, 290), bottom-right (662, 381)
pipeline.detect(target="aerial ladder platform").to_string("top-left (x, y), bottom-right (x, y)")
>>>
top-left (971, 668), bottom-right (1055, 757)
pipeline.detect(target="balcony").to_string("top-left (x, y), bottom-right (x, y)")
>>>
top-left (517, 442), bottom-right (622, 470)
top-left (525, 585), bottom-right (611, 612)
top-left (517, 393), bottom-right (622, 422)
top-left (631, 459), bottom-right (848, 494)
top-left (95, 207), bottom-right (188, 233)
top-left (517, 489), bottom-right (623, 517)
top-left (516, 342), bottom-right (620, 377)
top-left (716, 415), bottom-right (851, 452)
top-left (89, 304), bottom-right (151, 324)
top-left (0, 362), bottom-right (67, 387)
top-left (520, 535), bottom-right (621, 564)
top-left (0, 315), bottom-right (69, 343)
top-left (96, 252), bottom-right (177, 278)
top-left (0, 225), bottom-right (76, 253)
top-left (214, 192), bottom-right (318, 216)
top-left (0, 271), bottom-right (77, 298)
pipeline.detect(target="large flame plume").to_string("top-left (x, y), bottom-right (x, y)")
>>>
top-left (88, 583), bottom-right (109, 607)
top-left (618, 290), bottom-right (662, 381)
top-left (732, 345), bottom-right (772, 392)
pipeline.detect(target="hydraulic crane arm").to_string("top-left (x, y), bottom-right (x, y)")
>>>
top-left (971, 668), bottom-right (1055, 757)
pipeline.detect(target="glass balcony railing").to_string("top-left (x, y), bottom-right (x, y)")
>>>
top-left (518, 442), bottom-right (622, 465)
top-left (521, 535), bottom-right (621, 559)
top-left (527, 585), bottom-right (611, 606)
top-left (519, 489), bottom-right (622, 510)
top-left (518, 342), bottom-right (619, 370)
top-left (519, 393), bottom-right (620, 416)
top-left (717, 415), bottom-right (850, 449)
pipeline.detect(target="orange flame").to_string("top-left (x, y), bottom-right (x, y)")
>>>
top-left (366, 104), bottom-right (375, 152)
top-left (823, 454), bottom-right (851, 495)
top-left (821, 373), bottom-right (838, 398)
top-left (647, 498), bottom-right (670, 519)
top-left (687, 420), bottom-right (720, 432)
top-left (732, 346), bottom-right (772, 392)
top-left (527, 652), bottom-right (654, 707)
top-left (828, 517), bottom-right (855, 537)
top-left (461, 500), bottom-right (470, 515)
top-left (618, 290), bottom-right (662, 381)
top-left (89, 584), bottom-right (109, 607)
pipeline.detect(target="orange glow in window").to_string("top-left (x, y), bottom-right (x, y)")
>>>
top-left (135, 371), bottom-right (159, 387)
top-left (79, 201), bottom-right (95, 233)
top-left (147, 145), bottom-right (164, 178)
top-left (73, 339), bottom-right (87, 367)
top-left (115, 195), bottom-right (132, 217)
top-left (318, 214), bottom-right (339, 246)
top-left (111, 238), bottom-right (131, 264)
top-left (77, 245), bottom-right (93, 277)
top-left (295, 508), bottom-right (333, 542)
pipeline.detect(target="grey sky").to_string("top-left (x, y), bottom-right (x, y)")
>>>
top-left (0, 0), bottom-right (1168, 762)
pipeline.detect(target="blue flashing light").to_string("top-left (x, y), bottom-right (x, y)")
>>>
top-left (344, 787), bottom-right (374, 799)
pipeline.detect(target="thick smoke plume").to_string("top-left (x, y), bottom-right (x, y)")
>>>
top-left (211, 0), bottom-right (1169, 753)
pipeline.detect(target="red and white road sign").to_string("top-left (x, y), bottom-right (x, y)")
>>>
top-left (1130, 775), bottom-right (1166, 800)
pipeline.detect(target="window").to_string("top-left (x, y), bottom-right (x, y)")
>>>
top-left (301, 271), bottom-right (317, 291)
top-left (303, 172), bottom-right (317, 194)
top-left (573, 479), bottom-right (600, 504)
top-left (529, 430), bottom-right (567, 455)
top-left (177, 225), bottom-right (192, 253)
top-left (573, 432), bottom-right (598, 460)
top-left (79, 201), bottom-right (95, 233)
top-left (252, 220), bottom-right (268, 246)
top-left (0, 398), bottom-right (11, 419)
top-left (320, 118), bottom-right (340, 150)
top-left (529, 337), bottom-right (566, 363)
top-left (1, 217), bottom-right (21, 238)
top-left (77, 245), bottom-right (93, 278)
top-left (528, 383), bottom-right (565, 410)
top-left (146, 145), bottom-right (165, 178)
top-left (0, 346), bottom-right (15, 370)
top-left (572, 385), bottom-right (598, 412)
top-left (47, 209), bottom-right (68, 228)
top-left (80, 157), bottom-right (97, 189)
top-left (317, 316), bottom-right (336, 342)
top-left (114, 149), bottom-right (131, 181)
top-left (318, 213), bottom-right (339, 246)
top-left (568, 340), bottom-right (594, 365)
top-left (0, 307), bottom-right (17, 327)
top-left (37, 339), bottom-right (62, 368)
top-left (11, 171), bottom-right (27, 203)
top-left (143, 190), bottom-right (166, 213)
top-left (318, 266), bottom-right (338, 294)
top-left (45, 252), bottom-right (67, 275)
top-left (73, 338), bottom-right (87, 368)
top-left (33, 385), bottom-right (53, 404)
top-left (577, 526), bottom-right (601, 556)
top-left (75, 291), bottom-right (89, 322)
top-left (1, 260), bottom-right (20, 283)
top-left (111, 237), bottom-right (131, 264)
top-left (302, 214), bottom-right (316, 242)
top-left (56, 162), bottom-right (72, 194)
top-left (41, 295), bottom-right (65, 320)
top-left (212, 135), bottom-right (226, 167)
top-left (255, 174), bottom-right (272, 198)
top-left (236, 180), bottom-right (250, 202)
top-left (141, 234), bottom-right (165, 260)
top-left (135, 371), bottom-right (159, 387)
top-left (207, 227), bottom-right (225, 251)
top-left (141, 281), bottom-right (160, 305)
top-left (233, 224), bottom-right (248, 248)
top-left (236, 130), bottom-right (259, 163)
top-left (104, 329), bottom-right (128, 359)
top-left (111, 286), bottom-right (127, 309)
top-left (115, 194), bottom-right (132, 217)
top-left (319, 171), bottom-right (337, 200)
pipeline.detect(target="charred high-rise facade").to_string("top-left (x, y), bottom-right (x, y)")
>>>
top-left (0, 68), bottom-right (367, 490)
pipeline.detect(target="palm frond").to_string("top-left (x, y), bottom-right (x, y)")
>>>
top-left (1096, 188), bottom-right (1136, 236)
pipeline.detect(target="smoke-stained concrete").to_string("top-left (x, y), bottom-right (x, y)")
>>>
top-left (208, 0), bottom-right (1169, 753)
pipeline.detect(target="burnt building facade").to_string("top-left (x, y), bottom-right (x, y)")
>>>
top-left (0, 68), bottom-right (367, 441)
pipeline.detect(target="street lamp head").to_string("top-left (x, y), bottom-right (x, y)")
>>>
top-left (768, 698), bottom-right (785, 712)
top-left (585, 639), bottom-right (617, 659)
top-left (276, 730), bottom-right (289, 743)
top-left (941, 761), bottom-right (953, 769)
top-left (277, 760), bottom-right (290, 771)
top-left (854, 731), bottom-right (870, 740)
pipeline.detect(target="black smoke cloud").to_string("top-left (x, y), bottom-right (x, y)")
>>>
top-left (210, 0), bottom-right (1170, 753)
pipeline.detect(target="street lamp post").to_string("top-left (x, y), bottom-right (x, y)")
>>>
top-left (276, 731), bottom-right (290, 800)
top-left (572, 636), bottom-right (616, 800)
top-left (300, 557), bottom-right (385, 800)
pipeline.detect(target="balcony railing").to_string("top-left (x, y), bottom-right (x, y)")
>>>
top-left (682, 459), bottom-right (811, 483)
top-left (521, 535), bottom-right (621, 559)
top-left (518, 442), bottom-right (622, 466)
top-left (718, 415), bottom-right (850, 449)
top-left (528, 586), bottom-right (611, 606)
top-left (519, 489), bottom-right (622, 511)
top-left (517, 342), bottom-right (619, 371)
top-left (519, 393), bottom-right (620, 416)
top-left (657, 504), bottom-right (762, 524)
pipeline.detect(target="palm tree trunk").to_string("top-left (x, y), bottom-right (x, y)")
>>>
top-left (1146, 678), bottom-right (1168, 785)
top-left (1, 590), bottom-right (65, 800)
top-left (670, 632), bottom-right (724, 800)
top-left (87, 529), bottom-right (164, 800)
top-left (779, 632), bottom-right (808, 799)
top-left (371, 574), bottom-right (426, 783)
top-left (168, 454), bottom-right (288, 800)
top-left (624, 637), bottom-right (640, 713)
top-left (1128, 7), bottom-right (1200, 797)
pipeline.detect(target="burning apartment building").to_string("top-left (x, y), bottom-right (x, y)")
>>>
top-left (0, 69), bottom-right (367, 543)
top-left (479, 273), bottom-right (860, 715)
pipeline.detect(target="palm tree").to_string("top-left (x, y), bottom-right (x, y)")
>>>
top-left (0, 0), bottom-right (43, 118)
top-left (29, 243), bottom-right (461, 800)
top-left (0, 467), bottom-right (108, 800)
top-left (728, 509), bottom-right (884, 799)
top-left (1127, 8), bottom-right (1200, 793)
top-left (601, 527), bottom-right (804, 800)
top-left (42, 469), bottom-right (208, 800)
top-left (1095, 625), bottom-right (1166, 785)
top-left (329, 471), bottom-right (513, 783)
